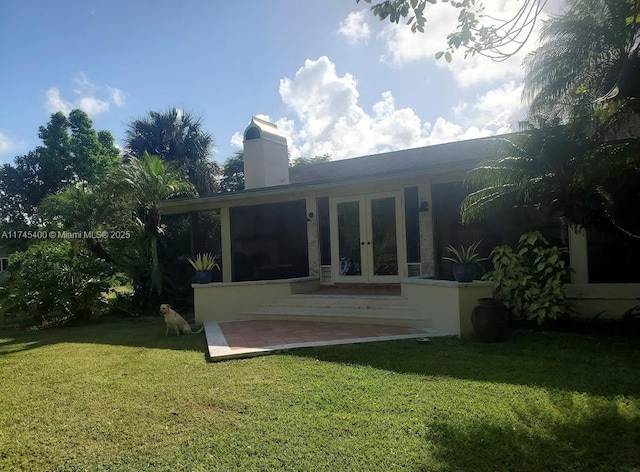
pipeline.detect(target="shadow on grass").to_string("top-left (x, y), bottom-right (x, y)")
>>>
top-left (419, 396), bottom-right (640, 472)
top-left (291, 332), bottom-right (640, 397)
top-left (0, 317), bottom-right (206, 356)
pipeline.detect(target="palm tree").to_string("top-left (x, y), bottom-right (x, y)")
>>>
top-left (460, 120), bottom-right (640, 240)
top-left (125, 108), bottom-right (220, 195)
top-left (523, 0), bottom-right (640, 126)
top-left (121, 153), bottom-right (195, 300)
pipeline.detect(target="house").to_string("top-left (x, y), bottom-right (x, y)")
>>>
top-left (160, 117), bottom-right (640, 336)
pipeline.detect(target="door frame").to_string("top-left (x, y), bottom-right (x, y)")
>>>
top-left (329, 191), bottom-right (407, 283)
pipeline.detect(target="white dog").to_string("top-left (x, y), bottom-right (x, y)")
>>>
top-left (159, 304), bottom-right (204, 336)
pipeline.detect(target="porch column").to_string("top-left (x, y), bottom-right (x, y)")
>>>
top-left (418, 181), bottom-right (435, 277)
top-left (220, 207), bottom-right (232, 283)
top-left (306, 197), bottom-right (320, 278)
top-left (568, 226), bottom-right (588, 284)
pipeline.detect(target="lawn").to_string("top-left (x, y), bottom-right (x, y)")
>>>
top-left (0, 319), bottom-right (639, 472)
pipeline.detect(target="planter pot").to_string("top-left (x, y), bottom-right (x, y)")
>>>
top-left (451, 263), bottom-right (475, 283)
top-left (194, 270), bottom-right (213, 284)
top-left (471, 298), bottom-right (509, 343)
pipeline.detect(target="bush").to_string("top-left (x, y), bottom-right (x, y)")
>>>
top-left (0, 241), bottom-right (115, 326)
top-left (484, 231), bottom-right (572, 325)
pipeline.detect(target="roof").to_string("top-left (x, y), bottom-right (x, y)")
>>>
top-left (288, 133), bottom-right (511, 185)
top-left (160, 133), bottom-right (513, 214)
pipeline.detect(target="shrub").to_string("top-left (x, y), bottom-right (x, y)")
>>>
top-left (484, 231), bottom-right (572, 324)
top-left (0, 241), bottom-right (115, 326)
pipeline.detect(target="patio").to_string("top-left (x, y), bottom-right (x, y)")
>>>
top-left (204, 319), bottom-right (430, 361)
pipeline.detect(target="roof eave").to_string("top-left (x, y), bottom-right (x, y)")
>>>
top-left (160, 157), bottom-right (481, 215)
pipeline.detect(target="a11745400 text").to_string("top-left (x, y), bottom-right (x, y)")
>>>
top-left (1, 230), bottom-right (131, 240)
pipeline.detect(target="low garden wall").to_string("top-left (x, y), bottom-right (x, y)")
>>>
top-left (401, 278), bottom-right (494, 338)
top-left (566, 283), bottom-right (640, 318)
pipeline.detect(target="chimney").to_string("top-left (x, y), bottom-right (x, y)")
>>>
top-left (243, 117), bottom-right (290, 189)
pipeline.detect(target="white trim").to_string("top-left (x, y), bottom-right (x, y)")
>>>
top-left (330, 191), bottom-right (406, 283)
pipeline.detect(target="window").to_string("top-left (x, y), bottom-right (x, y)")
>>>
top-left (0, 258), bottom-right (7, 272)
top-left (244, 126), bottom-right (260, 140)
top-left (230, 201), bottom-right (309, 281)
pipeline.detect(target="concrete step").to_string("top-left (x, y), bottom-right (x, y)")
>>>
top-left (275, 294), bottom-right (412, 308)
top-left (236, 311), bottom-right (433, 330)
top-left (237, 293), bottom-right (430, 329)
top-left (247, 304), bottom-right (419, 317)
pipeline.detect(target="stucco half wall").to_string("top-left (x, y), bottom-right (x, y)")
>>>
top-left (401, 278), bottom-right (494, 338)
top-left (193, 276), bottom-right (320, 324)
top-left (566, 283), bottom-right (640, 318)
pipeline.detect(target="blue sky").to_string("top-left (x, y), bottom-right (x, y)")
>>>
top-left (0, 0), bottom-right (560, 165)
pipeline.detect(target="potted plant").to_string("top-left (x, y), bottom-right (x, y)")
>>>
top-left (187, 253), bottom-right (220, 284)
top-left (442, 241), bottom-right (487, 282)
top-left (471, 298), bottom-right (509, 342)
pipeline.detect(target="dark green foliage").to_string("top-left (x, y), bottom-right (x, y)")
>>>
top-left (220, 152), bottom-right (331, 193)
top-left (485, 231), bottom-right (572, 324)
top-left (461, 120), bottom-right (640, 239)
top-left (125, 108), bottom-right (220, 195)
top-left (0, 241), bottom-right (115, 325)
top-left (219, 150), bottom-right (245, 193)
top-left (290, 153), bottom-right (331, 166)
top-left (120, 153), bottom-right (196, 304)
top-left (0, 110), bottom-right (120, 232)
top-left (523, 0), bottom-right (640, 121)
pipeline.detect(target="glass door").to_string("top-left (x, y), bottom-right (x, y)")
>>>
top-left (330, 192), bottom-right (406, 283)
top-left (331, 197), bottom-right (367, 283)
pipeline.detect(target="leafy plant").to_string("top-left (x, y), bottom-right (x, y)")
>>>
top-left (0, 241), bottom-right (115, 326)
top-left (187, 252), bottom-right (219, 271)
top-left (443, 241), bottom-right (487, 264)
top-left (484, 231), bottom-right (572, 325)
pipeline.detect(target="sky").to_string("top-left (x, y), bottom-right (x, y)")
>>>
top-left (0, 0), bottom-right (564, 165)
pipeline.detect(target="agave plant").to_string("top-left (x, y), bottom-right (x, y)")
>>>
top-left (187, 253), bottom-right (220, 271)
top-left (442, 241), bottom-right (487, 265)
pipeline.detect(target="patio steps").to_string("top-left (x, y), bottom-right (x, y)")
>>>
top-left (238, 294), bottom-right (431, 329)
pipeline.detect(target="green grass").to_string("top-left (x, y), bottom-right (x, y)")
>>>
top-left (0, 319), bottom-right (639, 471)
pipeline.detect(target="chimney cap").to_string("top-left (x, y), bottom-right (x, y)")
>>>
top-left (243, 116), bottom-right (287, 145)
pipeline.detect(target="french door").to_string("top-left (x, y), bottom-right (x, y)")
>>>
top-left (330, 192), bottom-right (406, 283)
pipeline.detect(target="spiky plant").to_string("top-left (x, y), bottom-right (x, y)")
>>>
top-left (187, 253), bottom-right (220, 271)
top-left (442, 241), bottom-right (487, 264)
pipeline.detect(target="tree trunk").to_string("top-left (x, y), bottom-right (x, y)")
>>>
top-left (150, 233), bottom-right (161, 297)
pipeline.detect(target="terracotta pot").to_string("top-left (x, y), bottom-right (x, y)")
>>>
top-left (471, 297), bottom-right (509, 342)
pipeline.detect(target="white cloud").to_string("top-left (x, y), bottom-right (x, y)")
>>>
top-left (456, 81), bottom-right (526, 134)
top-left (378, 0), bottom-right (547, 87)
top-left (0, 131), bottom-right (24, 155)
top-left (108, 87), bottom-right (126, 107)
top-left (45, 73), bottom-right (126, 116)
top-left (378, 2), bottom-right (452, 64)
top-left (338, 11), bottom-right (371, 45)
top-left (45, 88), bottom-right (72, 115)
top-left (231, 57), bottom-right (524, 160)
top-left (230, 131), bottom-right (243, 148)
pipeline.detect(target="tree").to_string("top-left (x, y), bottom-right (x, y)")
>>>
top-left (219, 152), bottom-right (332, 193)
top-left (460, 120), bottom-right (640, 240)
top-left (357, 0), bottom-right (547, 61)
top-left (523, 0), bottom-right (640, 124)
top-left (0, 110), bottom-right (120, 232)
top-left (125, 108), bottom-right (220, 195)
top-left (120, 153), bottom-right (195, 302)
top-left (219, 151), bottom-right (245, 193)
top-left (461, 0), bottom-right (640, 240)
top-left (290, 154), bottom-right (331, 166)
